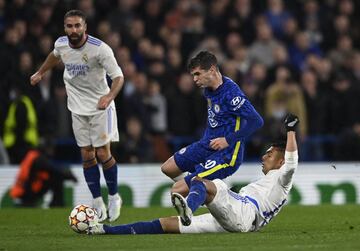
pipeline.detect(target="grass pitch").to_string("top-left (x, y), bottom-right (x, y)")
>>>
top-left (0, 205), bottom-right (359, 251)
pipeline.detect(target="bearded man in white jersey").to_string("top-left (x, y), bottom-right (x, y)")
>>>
top-left (30, 10), bottom-right (123, 222)
top-left (86, 114), bottom-right (299, 235)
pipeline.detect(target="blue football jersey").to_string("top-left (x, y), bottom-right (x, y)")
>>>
top-left (201, 76), bottom-right (263, 146)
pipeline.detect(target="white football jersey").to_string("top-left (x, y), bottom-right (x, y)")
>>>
top-left (239, 151), bottom-right (298, 230)
top-left (53, 35), bottom-right (123, 115)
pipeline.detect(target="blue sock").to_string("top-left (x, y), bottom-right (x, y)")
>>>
top-left (102, 163), bottom-right (118, 195)
top-left (103, 219), bottom-right (164, 235)
top-left (83, 164), bottom-right (101, 198)
top-left (187, 179), bottom-right (207, 213)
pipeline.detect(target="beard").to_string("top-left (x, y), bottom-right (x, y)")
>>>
top-left (67, 32), bottom-right (84, 46)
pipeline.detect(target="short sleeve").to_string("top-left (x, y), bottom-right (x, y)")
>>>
top-left (98, 43), bottom-right (123, 79)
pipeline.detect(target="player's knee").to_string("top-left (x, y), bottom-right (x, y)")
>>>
top-left (161, 162), bottom-right (170, 176)
top-left (161, 157), bottom-right (183, 179)
top-left (95, 147), bottom-right (110, 162)
top-left (80, 146), bottom-right (95, 161)
top-left (171, 182), bottom-right (188, 196)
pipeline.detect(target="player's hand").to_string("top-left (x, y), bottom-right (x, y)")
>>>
top-left (210, 137), bottom-right (229, 150)
top-left (30, 71), bottom-right (42, 86)
top-left (97, 94), bottom-right (113, 110)
top-left (284, 113), bottom-right (299, 132)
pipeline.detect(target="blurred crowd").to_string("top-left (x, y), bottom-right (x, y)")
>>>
top-left (1, 0), bottom-right (360, 164)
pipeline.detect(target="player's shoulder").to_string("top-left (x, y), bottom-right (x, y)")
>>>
top-left (55, 36), bottom-right (69, 47)
top-left (223, 76), bottom-right (245, 96)
top-left (87, 35), bottom-right (103, 47)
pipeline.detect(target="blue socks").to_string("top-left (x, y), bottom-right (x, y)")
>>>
top-left (103, 219), bottom-right (164, 235)
top-left (83, 164), bottom-right (101, 198)
top-left (102, 163), bottom-right (118, 195)
top-left (187, 179), bottom-right (207, 213)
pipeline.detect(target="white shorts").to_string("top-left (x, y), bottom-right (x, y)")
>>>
top-left (71, 106), bottom-right (119, 147)
top-left (180, 179), bottom-right (257, 234)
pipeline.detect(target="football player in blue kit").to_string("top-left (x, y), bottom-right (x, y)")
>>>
top-left (161, 51), bottom-right (264, 202)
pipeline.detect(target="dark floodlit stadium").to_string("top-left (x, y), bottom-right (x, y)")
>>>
top-left (0, 0), bottom-right (359, 250)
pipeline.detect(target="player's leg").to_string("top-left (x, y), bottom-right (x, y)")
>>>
top-left (72, 113), bottom-right (107, 221)
top-left (170, 178), bottom-right (190, 197)
top-left (92, 106), bottom-right (122, 222)
top-left (206, 179), bottom-right (257, 232)
top-left (160, 156), bottom-right (184, 181)
top-left (172, 177), bottom-right (217, 225)
top-left (162, 142), bottom-right (213, 181)
top-left (88, 214), bottom-right (226, 235)
top-left (80, 146), bottom-right (106, 221)
top-left (88, 218), bottom-right (168, 235)
top-left (95, 143), bottom-right (122, 222)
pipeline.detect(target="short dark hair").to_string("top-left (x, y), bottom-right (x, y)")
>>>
top-left (64, 10), bottom-right (86, 22)
top-left (188, 51), bottom-right (218, 71)
top-left (270, 141), bottom-right (286, 156)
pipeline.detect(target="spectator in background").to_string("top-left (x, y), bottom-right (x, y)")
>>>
top-left (115, 116), bottom-right (153, 163)
top-left (232, 46), bottom-right (251, 75)
top-left (248, 23), bottom-right (280, 67)
top-left (0, 0), bottom-right (360, 162)
top-left (328, 35), bottom-right (357, 70)
top-left (288, 31), bottom-right (322, 72)
top-left (228, 0), bottom-right (255, 45)
top-left (3, 85), bottom-right (39, 164)
top-left (146, 79), bottom-right (171, 162)
top-left (326, 75), bottom-right (359, 134)
top-left (265, 66), bottom-right (307, 140)
top-left (264, 0), bottom-right (292, 39)
top-left (122, 72), bottom-right (151, 132)
top-left (10, 143), bottom-right (77, 207)
top-left (281, 17), bottom-right (299, 45)
top-left (166, 72), bottom-right (206, 152)
top-left (300, 70), bottom-right (327, 160)
top-left (335, 122), bottom-right (360, 161)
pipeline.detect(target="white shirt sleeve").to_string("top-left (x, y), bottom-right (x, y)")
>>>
top-left (53, 38), bottom-right (63, 58)
top-left (279, 150), bottom-right (298, 187)
top-left (98, 43), bottom-right (123, 79)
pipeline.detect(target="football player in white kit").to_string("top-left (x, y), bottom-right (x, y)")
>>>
top-left (86, 114), bottom-right (299, 235)
top-left (30, 10), bottom-right (123, 222)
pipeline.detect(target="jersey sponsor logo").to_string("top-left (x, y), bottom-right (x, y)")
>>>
top-left (231, 96), bottom-right (245, 111)
top-left (65, 63), bottom-right (90, 77)
top-left (214, 104), bottom-right (220, 113)
top-left (260, 199), bottom-right (287, 227)
top-left (204, 160), bottom-right (217, 169)
top-left (179, 147), bottom-right (187, 154)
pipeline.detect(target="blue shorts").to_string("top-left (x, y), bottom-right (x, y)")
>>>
top-left (174, 140), bottom-right (244, 187)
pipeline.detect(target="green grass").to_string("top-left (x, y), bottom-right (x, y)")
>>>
top-left (0, 205), bottom-right (359, 251)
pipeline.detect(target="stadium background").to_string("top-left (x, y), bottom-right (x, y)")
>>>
top-left (0, 0), bottom-right (360, 205)
top-left (0, 1), bottom-right (359, 250)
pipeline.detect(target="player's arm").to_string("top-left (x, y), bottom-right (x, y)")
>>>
top-left (210, 95), bottom-right (263, 150)
top-left (97, 43), bottom-right (124, 110)
top-left (30, 52), bottom-right (61, 85)
top-left (224, 95), bottom-right (264, 146)
top-left (97, 75), bottom-right (124, 109)
top-left (279, 114), bottom-right (299, 187)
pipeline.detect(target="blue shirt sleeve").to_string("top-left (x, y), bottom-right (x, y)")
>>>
top-left (224, 89), bottom-right (264, 145)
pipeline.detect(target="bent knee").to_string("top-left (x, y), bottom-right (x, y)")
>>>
top-left (161, 157), bottom-right (182, 178)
